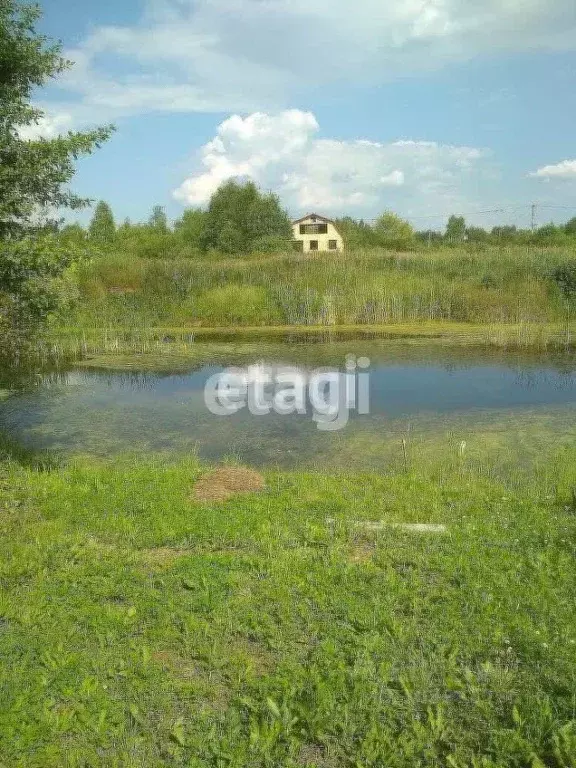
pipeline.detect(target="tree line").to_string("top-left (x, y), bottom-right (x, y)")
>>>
top-left (66, 202), bottom-right (576, 260)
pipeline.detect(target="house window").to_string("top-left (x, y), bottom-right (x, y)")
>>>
top-left (328, 240), bottom-right (338, 250)
top-left (309, 240), bottom-right (319, 251)
top-left (300, 223), bottom-right (328, 235)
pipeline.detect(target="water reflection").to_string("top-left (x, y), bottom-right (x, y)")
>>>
top-left (0, 342), bottom-right (575, 468)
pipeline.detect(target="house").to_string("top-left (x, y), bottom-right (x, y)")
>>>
top-left (292, 213), bottom-right (344, 253)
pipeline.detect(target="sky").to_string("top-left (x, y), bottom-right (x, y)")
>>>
top-left (30, 0), bottom-right (576, 229)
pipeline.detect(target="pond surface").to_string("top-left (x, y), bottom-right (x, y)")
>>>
top-left (1, 341), bottom-right (575, 471)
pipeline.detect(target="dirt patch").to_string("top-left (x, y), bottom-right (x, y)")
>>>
top-left (192, 466), bottom-right (265, 503)
top-left (297, 744), bottom-right (336, 767)
top-left (139, 547), bottom-right (191, 566)
top-left (348, 542), bottom-right (376, 564)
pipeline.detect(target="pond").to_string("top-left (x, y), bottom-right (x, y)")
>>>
top-left (1, 340), bottom-right (575, 472)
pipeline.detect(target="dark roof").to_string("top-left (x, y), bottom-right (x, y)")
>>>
top-left (292, 213), bottom-right (335, 225)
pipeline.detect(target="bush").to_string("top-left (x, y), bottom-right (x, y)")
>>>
top-left (193, 285), bottom-right (279, 325)
top-left (551, 261), bottom-right (576, 297)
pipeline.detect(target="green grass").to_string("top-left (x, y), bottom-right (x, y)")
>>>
top-left (1, 449), bottom-right (576, 766)
top-left (61, 246), bottom-right (576, 334)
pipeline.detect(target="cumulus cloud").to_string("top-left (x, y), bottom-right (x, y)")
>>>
top-left (531, 159), bottom-right (576, 180)
top-left (51, 0), bottom-right (576, 119)
top-left (173, 110), bottom-right (489, 217)
top-left (17, 112), bottom-right (74, 140)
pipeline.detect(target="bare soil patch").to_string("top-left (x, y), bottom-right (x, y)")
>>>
top-left (192, 466), bottom-right (265, 502)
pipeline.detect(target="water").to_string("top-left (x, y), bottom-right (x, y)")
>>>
top-left (1, 341), bottom-right (575, 470)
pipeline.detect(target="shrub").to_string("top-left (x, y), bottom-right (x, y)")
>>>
top-left (193, 285), bottom-right (279, 325)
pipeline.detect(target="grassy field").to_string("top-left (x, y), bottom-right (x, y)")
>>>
top-left (60, 246), bottom-right (576, 333)
top-left (2, 244), bottom-right (575, 765)
top-left (1, 448), bottom-right (576, 766)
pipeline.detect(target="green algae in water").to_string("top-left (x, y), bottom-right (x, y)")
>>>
top-left (1, 342), bottom-right (575, 477)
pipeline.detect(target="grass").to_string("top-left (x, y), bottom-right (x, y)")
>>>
top-left (41, 322), bottom-right (576, 371)
top-left (1, 448), bottom-right (576, 766)
top-left (61, 246), bottom-right (576, 334)
top-left (2, 244), bottom-right (575, 764)
top-left (38, 244), bottom-right (575, 364)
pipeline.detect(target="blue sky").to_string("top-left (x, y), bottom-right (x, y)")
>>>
top-left (32, 0), bottom-right (576, 229)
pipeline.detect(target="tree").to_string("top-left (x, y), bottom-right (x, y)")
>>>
top-left (445, 215), bottom-right (466, 243)
top-left (59, 223), bottom-right (86, 243)
top-left (201, 180), bottom-right (292, 254)
top-left (466, 226), bottom-right (489, 243)
top-left (174, 208), bottom-right (207, 251)
top-left (373, 211), bottom-right (415, 250)
top-left (149, 205), bottom-right (168, 233)
top-left (416, 229), bottom-right (443, 245)
top-left (564, 217), bottom-right (576, 236)
top-left (0, 0), bottom-right (112, 352)
top-left (335, 217), bottom-right (382, 249)
top-left (88, 201), bottom-right (115, 243)
top-left (491, 225), bottom-right (518, 243)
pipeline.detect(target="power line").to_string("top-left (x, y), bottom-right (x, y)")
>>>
top-left (290, 202), bottom-right (575, 226)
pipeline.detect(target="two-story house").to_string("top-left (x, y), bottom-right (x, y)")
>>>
top-left (292, 213), bottom-right (344, 253)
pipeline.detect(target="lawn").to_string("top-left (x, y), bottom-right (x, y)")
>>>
top-left (1, 450), bottom-right (575, 766)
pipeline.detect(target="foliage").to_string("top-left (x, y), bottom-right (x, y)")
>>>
top-left (54, 245), bottom-right (576, 334)
top-left (491, 225), bottom-right (519, 242)
top-left (0, 235), bottom-right (85, 356)
top-left (88, 200), bottom-right (115, 243)
top-left (201, 180), bottom-right (292, 254)
top-left (551, 261), bottom-right (576, 297)
top-left (174, 208), bottom-right (208, 251)
top-left (0, 0), bottom-right (112, 355)
top-left (194, 284), bottom-right (279, 325)
top-left (373, 211), bottom-right (415, 250)
top-left (335, 217), bottom-right (382, 249)
top-left (149, 204), bottom-right (168, 233)
top-left (465, 226), bottom-right (489, 243)
top-left (0, 1), bottom-right (113, 239)
top-left (445, 215), bottom-right (466, 243)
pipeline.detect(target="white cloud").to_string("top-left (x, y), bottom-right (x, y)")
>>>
top-left (173, 109), bottom-right (490, 217)
top-left (17, 112), bottom-right (73, 140)
top-left (531, 159), bottom-right (576, 180)
top-left (51, 0), bottom-right (576, 119)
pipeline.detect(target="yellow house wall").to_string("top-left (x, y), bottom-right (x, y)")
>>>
top-left (292, 218), bottom-right (344, 253)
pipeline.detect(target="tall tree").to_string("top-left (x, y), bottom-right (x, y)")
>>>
top-left (201, 180), bottom-right (292, 254)
top-left (174, 208), bottom-right (207, 250)
top-left (0, 0), bottom-right (112, 351)
top-left (445, 215), bottom-right (466, 243)
top-left (149, 205), bottom-right (168, 233)
top-left (88, 201), bottom-right (115, 242)
top-left (374, 211), bottom-right (415, 249)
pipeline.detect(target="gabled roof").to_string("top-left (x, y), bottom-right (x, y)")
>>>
top-left (292, 212), bottom-right (335, 225)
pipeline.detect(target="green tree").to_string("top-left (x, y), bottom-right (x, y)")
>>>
top-left (335, 217), bottom-right (382, 249)
top-left (0, 0), bottom-right (112, 352)
top-left (445, 215), bottom-right (466, 243)
top-left (201, 180), bottom-right (292, 254)
top-left (416, 229), bottom-right (443, 245)
top-left (466, 226), bottom-right (489, 243)
top-left (174, 208), bottom-right (207, 251)
top-left (373, 211), bottom-right (415, 250)
top-left (564, 217), bottom-right (576, 236)
top-left (491, 225), bottom-right (518, 243)
top-left (59, 223), bottom-right (86, 244)
top-left (149, 205), bottom-right (168, 233)
top-left (88, 201), bottom-right (115, 243)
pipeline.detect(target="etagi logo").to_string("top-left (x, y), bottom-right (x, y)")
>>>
top-left (204, 356), bottom-right (370, 431)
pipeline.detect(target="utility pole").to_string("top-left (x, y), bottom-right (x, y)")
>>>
top-left (531, 203), bottom-right (537, 232)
